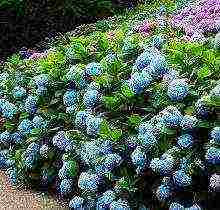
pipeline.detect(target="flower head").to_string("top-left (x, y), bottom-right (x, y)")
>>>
top-left (69, 196), bottom-right (84, 209)
top-left (24, 95), bottom-right (38, 114)
top-left (167, 79), bottom-right (189, 101)
top-left (18, 119), bottom-right (33, 135)
top-left (63, 90), bottom-right (78, 107)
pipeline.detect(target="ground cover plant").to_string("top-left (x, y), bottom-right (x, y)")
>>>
top-left (0, 0), bottom-right (220, 209)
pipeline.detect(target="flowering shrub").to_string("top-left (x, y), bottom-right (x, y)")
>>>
top-left (0, 1), bottom-right (219, 209)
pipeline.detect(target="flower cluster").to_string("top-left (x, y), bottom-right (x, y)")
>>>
top-left (23, 142), bottom-right (40, 169)
top-left (171, 0), bottom-right (220, 39)
top-left (0, 99), bottom-right (17, 119)
top-left (167, 79), bottom-right (189, 101)
top-left (52, 131), bottom-right (75, 152)
top-left (24, 95), bottom-right (38, 114)
top-left (78, 172), bottom-right (102, 192)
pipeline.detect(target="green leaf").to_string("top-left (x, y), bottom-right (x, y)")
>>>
top-left (100, 120), bottom-right (111, 137)
top-left (197, 120), bottom-right (211, 128)
top-left (197, 66), bottom-right (211, 79)
top-left (128, 114), bottom-right (142, 128)
top-left (110, 129), bottom-right (123, 142)
top-left (121, 84), bottom-right (134, 98)
top-left (4, 121), bottom-right (15, 130)
top-left (19, 112), bottom-right (30, 120)
top-left (30, 128), bottom-right (42, 136)
top-left (67, 160), bottom-right (78, 177)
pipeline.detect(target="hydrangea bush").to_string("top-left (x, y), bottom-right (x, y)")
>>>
top-left (0, 0), bottom-right (219, 209)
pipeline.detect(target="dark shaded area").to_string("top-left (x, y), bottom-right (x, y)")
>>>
top-left (0, 0), bottom-right (140, 61)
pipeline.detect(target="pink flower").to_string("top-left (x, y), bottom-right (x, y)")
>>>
top-left (29, 52), bottom-right (47, 60)
top-left (136, 20), bottom-right (156, 34)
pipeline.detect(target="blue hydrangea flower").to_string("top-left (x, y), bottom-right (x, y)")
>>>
top-left (66, 105), bottom-right (77, 114)
top-left (149, 53), bottom-right (168, 77)
top-left (83, 89), bottom-right (101, 108)
top-left (36, 86), bottom-right (47, 96)
top-left (24, 95), bottom-right (38, 114)
top-left (85, 62), bottom-right (103, 77)
top-left (131, 146), bottom-right (148, 169)
top-left (209, 173), bottom-right (220, 192)
top-left (6, 167), bottom-right (18, 186)
top-left (95, 153), bottom-right (122, 174)
top-left (80, 140), bottom-right (102, 166)
top-left (155, 184), bottom-right (171, 201)
top-left (138, 121), bottom-right (156, 135)
top-left (24, 153), bottom-right (37, 169)
top-left (152, 35), bottom-right (166, 49)
top-left (179, 157), bottom-right (191, 172)
top-left (99, 140), bottom-right (113, 155)
top-left (0, 99), bottom-right (17, 119)
top-left (12, 86), bottom-right (27, 99)
top-left (75, 110), bottom-right (93, 129)
top-left (160, 155), bottom-right (176, 176)
top-left (33, 74), bottom-right (49, 88)
top-left (206, 147), bottom-right (220, 165)
top-left (163, 69), bottom-right (179, 83)
top-left (127, 71), bottom-right (153, 94)
top-left (169, 202), bottom-right (184, 210)
top-left (0, 131), bottom-right (12, 145)
top-left (59, 178), bottom-right (73, 195)
top-left (173, 170), bottom-right (192, 188)
top-left (96, 190), bottom-right (117, 209)
top-left (109, 199), bottom-right (131, 210)
top-left (11, 131), bottom-right (24, 145)
top-left (0, 150), bottom-right (10, 169)
top-left (210, 84), bottom-right (220, 98)
top-left (177, 134), bottom-right (193, 149)
top-left (180, 115), bottom-right (198, 130)
top-left (159, 106), bottom-right (183, 128)
top-left (150, 155), bottom-right (176, 176)
top-left (78, 172), bottom-right (102, 192)
top-left (39, 144), bottom-right (49, 158)
top-left (52, 131), bottom-right (75, 152)
top-left (63, 90), bottom-right (78, 107)
top-left (167, 79), bottom-right (189, 101)
top-left (185, 204), bottom-right (202, 210)
top-left (138, 133), bottom-right (158, 151)
top-left (18, 119), bottom-right (33, 135)
top-left (69, 196), bottom-right (84, 209)
top-left (210, 127), bottom-right (220, 144)
top-left (135, 50), bottom-right (155, 71)
top-left (194, 99), bottom-right (209, 119)
top-left (32, 115), bottom-right (47, 129)
top-left (58, 165), bottom-right (69, 180)
top-left (23, 143), bottom-right (40, 168)
top-left (26, 142), bottom-right (41, 154)
top-left (86, 116), bottom-right (103, 136)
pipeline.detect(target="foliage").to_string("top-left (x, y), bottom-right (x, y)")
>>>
top-left (0, 1), bottom-right (219, 210)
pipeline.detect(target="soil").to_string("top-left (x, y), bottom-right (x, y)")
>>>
top-left (0, 171), bottom-right (68, 210)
